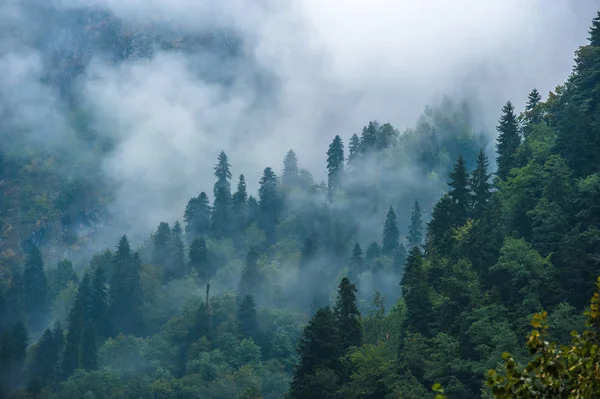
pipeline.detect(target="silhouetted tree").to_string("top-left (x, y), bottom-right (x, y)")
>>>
top-left (258, 167), bottom-right (280, 243)
top-left (448, 155), bottom-right (471, 227)
top-left (382, 207), bottom-right (400, 255)
top-left (495, 101), bottom-right (521, 180)
top-left (408, 201), bottom-right (423, 247)
top-left (23, 245), bottom-right (49, 332)
top-left (184, 192), bottom-right (211, 240)
top-left (237, 294), bottom-right (259, 341)
top-left (327, 135), bottom-right (345, 195)
top-left (333, 277), bottom-right (361, 352)
top-left (470, 149), bottom-right (492, 219)
top-left (189, 237), bottom-right (210, 280)
top-left (239, 247), bottom-right (260, 299)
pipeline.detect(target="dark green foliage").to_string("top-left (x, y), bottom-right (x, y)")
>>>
top-left (360, 121), bottom-right (379, 153)
top-left (232, 174), bottom-right (248, 234)
top-left (426, 194), bottom-right (453, 255)
top-left (237, 295), bottom-right (259, 341)
top-left (382, 207), bottom-right (400, 255)
top-left (470, 149), bottom-right (492, 219)
top-left (326, 135), bottom-right (345, 195)
top-left (10, 321), bottom-right (28, 387)
top-left (48, 259), bottom-right (78, 298)
top-left (62, 274), bottom-right (91, 379)
top-left (350, 243), bottom-right (364, 276)
top-left (212, 151), bottom-right (232, 239)
top-left (334, 278), bottom-right (361, 352)
top-left (589, 10), bottom-right (600, 46)
top-left (90, 267), bottom-right (109, 339)
top-left (239, 247), bottom-right (260, 299)
top-left (247, 195), bottom-right (260, 227)
top-left (30, 323), bottom-right (63, 387)
top-left (523, 88), bottom-right (543, 129)
top-left (151, 221), bottom-right (171, 267)
top-left (258, 167), bottom-right (280, 243)
top-left (213, 150), bottom-right (232, 197)
top-left (184, 192), bottom-right (211, 240)
top-left (22, 245), bottom-right (49, 332)
top-left (347, 133), bottom-right (361, 167)
top-left (408, 201), bottom-right (423, 247)
top-left (189, 237), bottom-right (210, 280)
top-left (401, 247), bottom-right (432, 336)
top-left (448, 155), bottom-right (471, 227)
top-left (80, 321), bottom-right (97, 371)
top-left (365, 242), bottom-right (380, 260)
top-left (282, 150), bottom-right (299, 188)
top-left (496, 101), bottom-right (521, 180)
top-left (169, 221), bottom-right (186, 279)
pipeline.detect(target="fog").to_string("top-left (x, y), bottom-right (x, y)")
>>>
top-left (0, 0), bottom-right (597, 243)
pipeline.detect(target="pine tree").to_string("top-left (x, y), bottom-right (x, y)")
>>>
top-left (347, 134), bottom-right (361, 167)
top-left (448, 154), bottom-right (471, 227)
top-left (333, 278), bottom-right (361, 352)
top-left (239, 247), bottom-right (260, 299)
top-left (247, 195), bottom-right (260, 227)
top-left (169, 221), bottom-right (186, 279)
top-left (350, 243), bottom-right (364, 275)
top-left (326, 135), bottom-right (345, 195)
top-left (258, 167), bottom-right (280, 243)
top-left (80, 321), bottom-right (97, 371)
top-left (184, 192), bottom-right (211, 240)
top-left (300, 236), bottom-right (317, 270)
top-left (376, 123), bottom-right (398, 150)
top-left (382, 207), bottom-right (400, 255)
top-left (470, 149), bottom-right (492, 219)
top-left (401, 247), bottom-right (432, 337)
top-left (151, 222), bottom-right (171, 267)
top-left (288, 307), bottom-right (341, 399)
top-left (408, 201), bottom-right (423, 247)
top-left (213, 150), bottom-right (232, 197)
top-left (237, 294), bottom-right (259, 341)
top-left (360, 121), bottom-right (379, 153)
top-left (10, 321), bottom-right (28, 387)
top-left (589, 10), bottom-right (600, 46)
top-left (22, 245), bottom-right (49, 332)
top-left (282, 149), bottom-right (299, 187)
top-left (62, 278), bottom-right (86, 378)
top-left (426, 194), bottom-right (453, 256)
top-left (495, 101), bottom-right (521, 180)
top-left (189, 237), bottom-right (210, 280)
top-left (212, 151), bottom-right (232, 239)
top-left (525, 88), bottom-right (543, 126)
top-left (232, 174), bottom-right (248, 235)
top-left (30, 323), bottom-right (63, 387)
top-left (90, 267), bottom-right (109, 339)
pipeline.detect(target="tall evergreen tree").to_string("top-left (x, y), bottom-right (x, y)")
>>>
top-left (333, 277), bottom-right (361, 352)
top-left (360, 121), bottom-right (379, 153)
top-left (10, 321), bottom-right (28, 388)
top-left (169, 221), bottom-right (186, 279)
top-left (376, 123), bottom-right (398, 150)
top-left (589, 10), bottom-right (600, 46)
top-left (232, 174), bottom-right (248, 235)
top-left (48, 260), bottom-right (78, 298)
top-left (326, 135), bottom-right (345, 195)
top-left (212, 151), bottom-right (232, 238)
top-left (366, 242), bottom-right (381, 260)
top-left (470, 149), bottom-right (492, 219)
top-left (151, 222), bottom-right (171, 267)
top-left (30, 322), bottom-right (63, 387)
top-left (189, 237), bottom-right (210, 280)
top-left (408, 201), bottom-right (423, 247)
top-left (495, 101), bottom-right (521, 180)
top-left (237, 294), bottom-right (259, 341)
top-left (184, 192), bottom-right (211, 240)
top-left (347, 133), bottom-right (361, 167)
top-left (525, 88), bottom-right (543, 126)
top-left (394, 244), bottom-right (407, 272)
top-left (246, 195), bottom-right (260, 227)
top-left (80, 321), bottom-right (97, 371)
top-left (258, 167), bottom-right (280, 243)
top-left (23, 245), bottom-right (49, 332)
top-left (426, 194), bottom-right (453, 256)
top-left (382, 207), bottom-right (400, 255)
top-left (287, 307), bottom-right (341, 399)
top-left (62, 276), bottom-right (88, 379)
top-left (401, 247), bottom-right (432, 337)
top-left (350, 243), bottom-right (364, 275)
top-left (239, 247), bottom-right (260, 300)
top-left (448, 154), bottom-right (471, 227)
top-left (90, 267), bottom-right (109, 339)
top-left (282, 149), bottom-right (299, 188)
top-left (213, 150), bottom-right (232, 197)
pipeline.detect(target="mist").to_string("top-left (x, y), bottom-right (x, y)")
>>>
top-left (0, 0), bottom-right (596, 245)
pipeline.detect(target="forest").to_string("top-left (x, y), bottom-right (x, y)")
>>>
top-left (1, 4), bottom-right (600, 399)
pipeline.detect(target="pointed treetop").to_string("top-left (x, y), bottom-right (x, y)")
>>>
top-left (382, 206), bottom-right (400, 255)
top-left (348, 133), bottom-right (362, 165)
top-left (214, 151), bottom-right (232, 197)
top-left (283, 149), bottom-right (299, 184)
top-left (526, 89), bottom-right (542, 112)
top-left (589, 11), bottom-right (600, 46)
top-left (408, 201), bottom-right (423, 247)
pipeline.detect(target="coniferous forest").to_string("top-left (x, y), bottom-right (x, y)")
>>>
top-left (2, 4), bottom-right (600, 399)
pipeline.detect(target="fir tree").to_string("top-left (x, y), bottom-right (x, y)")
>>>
top-left (360, 121), bottom-right (379, 153)
top-left (184, 192), bottom-right (211, 240)
top-left (213, 150), bottom-right (232, 197)
top-left (212, 186), bottom-right (231, 239)
top-left (376, 123), bottom-right (398, 150)
top-left (470, 149), bottom-right (492, 219)
top-left (232, 174), bottom-right (248, 234)
top-left (326, 135), bottom-right (345, 195)
top-left (62, 279), bottom-right (86, 378)
top-left (347, 133), bottom-right (361, 167)
top-left (90, 267), bottom-right (109, 339)
top-left (151, 222), bottom-right (171, 267)
top-left (350, 243), bottom-right (364, 275)
top-left (169, 221), bottom-right (186, 279)
top-left (23, 245), bottom-right (49, 332)
top-left (401, 247), bottom-right (432, 337)
top-left (589, 10), bottom-right (600, 46)
top-left (408, 201), bottom-right (423, 247)
top-left (237, 294), bottom-right (259, 341)
top-left (333, 277), bottom-right (361, 352)
top-left (426, 194), bottom-right (453, 256)
top-left (80, 321), bottom-right (97, 371)
top-left (30, 323), bottom-right (63, 387)
top-left (247, 195), bottom-right (260, 227)
top-left (239, 247), bottom-right (260, 299)
top-left (189, 237), bottom-right (210, 280)
top-left (448, 154), bottom-right (471, 227)
top-left (258, 167), bottom-right (280, 243)
top-left (288, 307), bottom-right (341, 399)
top-left (382, 207), bottom-right (400, 255)
top-left (525, 88), bottom-right (543, 127)
top-left (282, 149), bottom-right (299, 187)
top-left (495, 101), bottom-right (521, 180)
top-left (366, 242), bottom-right (381, 260)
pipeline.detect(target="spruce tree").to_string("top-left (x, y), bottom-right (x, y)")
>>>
top-left (237, 294), bottom-right (259, 341)
top-left (239, 247), bottom-right (260, 299)
top-left (426, 194), bottom-right (453, 256)
top-left (360, 121), bottom-right (379, 153)
top-left (382, 207), bottom-right (400, 255)
top-left (212, 151), bottom-right (232, 238)
top-left (151, 222), bottom-right (171, 267)
top-left (448, 154), bottom-right (471, 227)
top-left (347, 134), bottom-right (361, 167)
top-left (62, 279), bottom-right (86, 378)
top-left (282, 149), bottom-right (299, 187)
top-left (213, 150), bottom-right (232, 197)
top-left (30, 324), bottom-right (62, 387)
top-left (408, 201), bottom-right (423, 247)
top-left (365, 242), bottom-right (381, 260)
top-left (350, 243), bottom-right (364, 275)
top-left (333, 278), bottom-right (361, 352)
top-left (23, 245), bottom-right (49, 332)
top-left (401, 247), bottom-right (432, 336)
top-left (189, 237), bottom-right (210, 280)
top-left (184, 192), bottom-right (211, 240)
top-left (232, 175), bottom-right (248, 234)
top-left (376, 123), bottom-right (398, 150)
top-left (258, 167), bottom-right (280, 243)
top-left (90, 267), bottom-right (109, 339)
top-left (80, 321), bottom-right (97, 371)
top-left (169, 221), bottom-right (186, 279)
top-left (288, 307), bottom-right (341, 399)
top-left (326, 135), bottom-right (345, 195)
top-left (589, 10), bottom-right (600, 46)
top-left (470, 149), bottom-right (492, 219)
top-left (524, 88), bottom-right (543, 127)
top-left (495, 101), bottom-right (521, 180)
